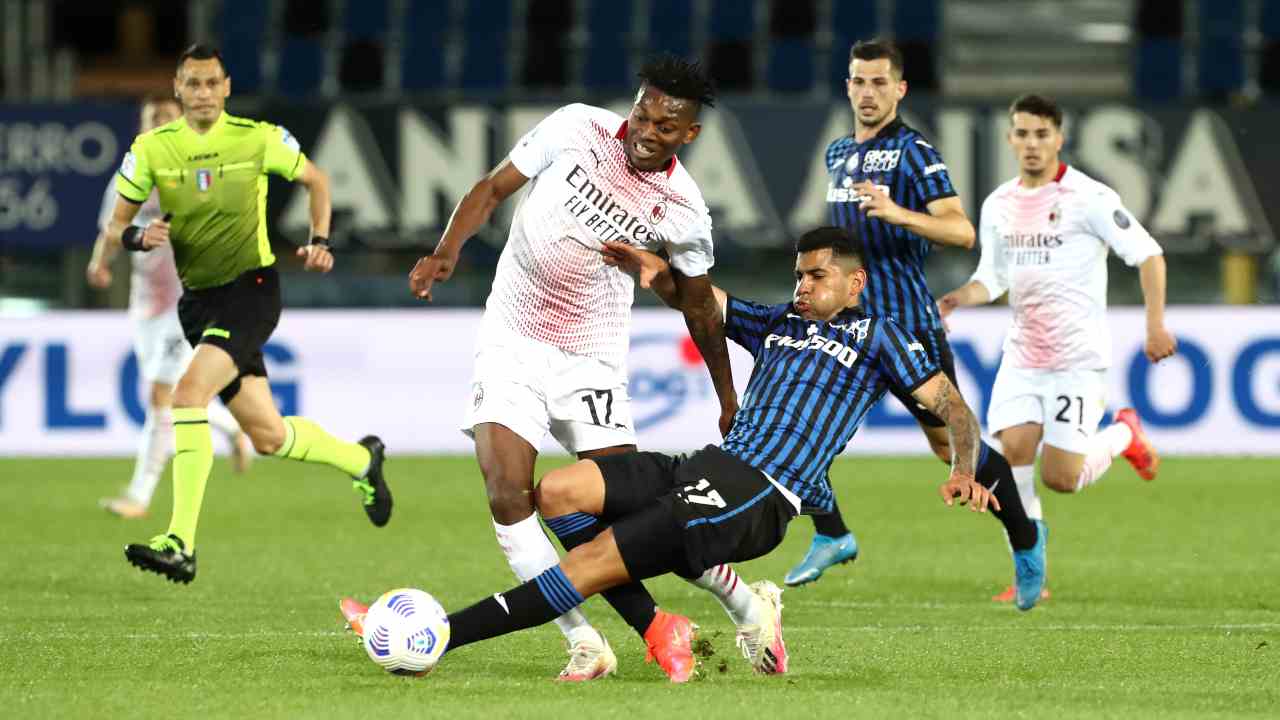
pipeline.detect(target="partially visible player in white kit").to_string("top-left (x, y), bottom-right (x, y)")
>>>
top-left (87, 93), bottom-right (251, 519)
top-left (404, 57), bottom-right (783, 683)
top-left (939, 94), bottom-right (1178, 600)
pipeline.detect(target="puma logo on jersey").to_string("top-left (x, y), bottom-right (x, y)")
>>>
top-left (764, 332), bottom-right (859, 368)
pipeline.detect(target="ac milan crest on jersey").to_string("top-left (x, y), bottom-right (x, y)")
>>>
top-left (650, 201), bottom-right (667, 224)
top-left (196, 169), bottom-right (212, 192)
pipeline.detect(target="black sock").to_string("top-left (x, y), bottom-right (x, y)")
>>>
top-left (811, 494), bottom-right (851, 537)
top-left (447, 566), bottom-right (582, 652)
top-left (975, 442), bottom-right (1037, 550)
top-left (545, 512), bottom-right (657, 637)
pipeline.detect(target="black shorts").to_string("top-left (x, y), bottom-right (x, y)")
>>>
top-left (888, 327), bottom-right (957, 428)
top-left (593, 446), bottom-right (798, 581)
top-left (177, 266), bottom-right (282, 404)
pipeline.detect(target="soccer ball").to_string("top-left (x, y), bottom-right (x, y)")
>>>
top-left (362, 588), bottom-right (450, 676)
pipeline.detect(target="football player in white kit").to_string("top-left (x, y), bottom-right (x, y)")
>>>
top-left (403, 57), bottom-right (788, 683)
top-left (939, 94), bottom-right (1177, 601)
top-left (87, 94), bottom-right (251, 519)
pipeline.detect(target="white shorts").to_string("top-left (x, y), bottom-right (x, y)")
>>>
top-left (461, 329), bottom-right (636, 454)
top-left (987, 365), bottom-right (1108, 455)
top-left (132, 308), bottom-right (192, 385)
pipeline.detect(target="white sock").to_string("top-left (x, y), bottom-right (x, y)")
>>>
top-left (689, 564), bottom-right (758, 626)
top-left (124, 407), bottom-right (173, 505)
top-left (1075, 423), bottom-right (1130, 490)
top-left (207, 401), bottom-right (241, 443)
top-left (1100, 421), bottom-right (1133, 456)
top-left (493, 515), bottom-right (594, 641)
top-left (1012, 464), bottom-right (1042, 521)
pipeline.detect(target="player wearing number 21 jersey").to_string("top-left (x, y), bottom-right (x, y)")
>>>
top-left (939, 94), bottom-right (1176, 601)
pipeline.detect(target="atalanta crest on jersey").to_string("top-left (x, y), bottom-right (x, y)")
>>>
top-left (650, 201), bottom-right (667, 224)
top-left (196, 169), bottom-right (213, 192)
top-left (844, 152), bottom-right (860, 173)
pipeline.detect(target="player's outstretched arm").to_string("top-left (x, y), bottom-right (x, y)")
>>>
top-left (672, 270), bottom-right (738, 435)
top-left (602, 241), bottom-right (677, 306)
top-left (910, 372), bottom-right (999, 512)
top-left (294, 160), bottom-right (335, 272)
top-left (1138, 254), bottom-right (1176, 363)
top-left (410, 160), bottom-right (531, 301)
top-left (600, 241), bottom-right (728, 317)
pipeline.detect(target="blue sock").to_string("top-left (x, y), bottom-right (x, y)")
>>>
top-left (446, 566), bottom-right (583, 652)
top-left (545, 511), bottom-right (657, 637)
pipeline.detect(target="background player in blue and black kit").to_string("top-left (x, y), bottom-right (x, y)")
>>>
top-left (785, 40), bottom-right (1047, 610)
top-left (338, 227), bottom-right (1010, 674)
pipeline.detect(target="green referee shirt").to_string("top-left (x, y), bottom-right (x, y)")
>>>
top-left (115, 111), bottom-right (308, 290)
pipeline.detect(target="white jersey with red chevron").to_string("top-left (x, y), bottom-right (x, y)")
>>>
top-left (97, 182), bottom-right (181, 320)
top-left (483, 103), bottom-right (714, 367)
top-left (971, 163), bottom-right (1163, 370)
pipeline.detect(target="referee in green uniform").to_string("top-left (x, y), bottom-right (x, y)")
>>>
top-left (104, 44), bottom-right (392, 583)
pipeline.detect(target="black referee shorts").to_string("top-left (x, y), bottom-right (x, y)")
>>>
top-left (177, 266), bottom-right (282, 404)
top-left (888, 327), bottom-right (957, 428)
top-left (592, 446), bottom-right (798, 581)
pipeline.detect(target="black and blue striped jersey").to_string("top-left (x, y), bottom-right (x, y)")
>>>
top-left (825, 117), bottom-right (958, 333)
top-left (719, 297), bottom-right (940, 512)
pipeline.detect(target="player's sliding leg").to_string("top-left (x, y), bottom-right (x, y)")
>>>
top-left (473, 424), bottom-right (614, 681)
top-left (228, 376), bottom-right (389, 525)
top-left (540, 483), bottom-right (763, 676)
top-left (536, 458), bottom-right (701, 681)
top-left (574, 446), bottom-right (718, 660)
top-left (921, 422), bottom-right (1046, 611)
top-left (785, 493), bottom-right (859, 586)
top-left (446, 529), bottom-right (636, 664)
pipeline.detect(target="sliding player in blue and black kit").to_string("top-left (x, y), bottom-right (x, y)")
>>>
top-left (338, 226), bottom-right (1009, 676)
top-left (785, 39), bottom-right (1047, 610)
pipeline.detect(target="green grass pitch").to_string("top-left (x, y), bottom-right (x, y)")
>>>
top-left (1, 455), bottom-right (1276, 719)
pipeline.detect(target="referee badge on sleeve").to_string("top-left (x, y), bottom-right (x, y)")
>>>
top-left (120, 152), bottom-right (137, 179)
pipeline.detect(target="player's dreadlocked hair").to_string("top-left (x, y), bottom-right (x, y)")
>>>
top-left (637, 55), bottom-right (716, 109)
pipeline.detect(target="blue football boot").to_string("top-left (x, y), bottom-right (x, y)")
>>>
top-left (783, 532), bottom-right (859, 587)
top-left (1012, 520), bottom-right (1048, 611)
